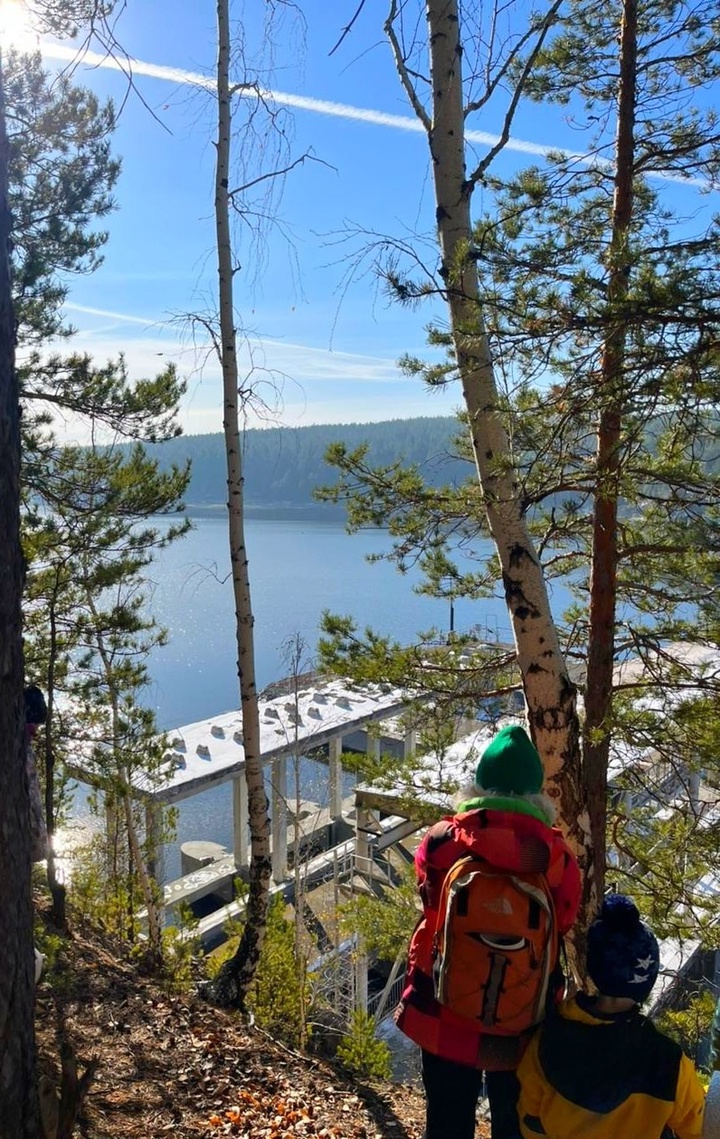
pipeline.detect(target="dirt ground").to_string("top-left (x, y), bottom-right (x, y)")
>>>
top-left (34, 911), bottom-right (490, 1138)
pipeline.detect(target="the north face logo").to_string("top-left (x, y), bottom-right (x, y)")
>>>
top-left (484, 897), bottom-right (514, 915)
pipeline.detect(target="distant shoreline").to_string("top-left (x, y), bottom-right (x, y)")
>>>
top-left (184, 502), bottom-right (349, 521)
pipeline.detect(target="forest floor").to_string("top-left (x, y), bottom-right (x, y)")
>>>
top-left (33, 907), bottom-right (491, 1138)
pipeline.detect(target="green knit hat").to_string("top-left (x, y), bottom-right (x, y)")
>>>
top-left (475, 725), bottom-right (544, 795)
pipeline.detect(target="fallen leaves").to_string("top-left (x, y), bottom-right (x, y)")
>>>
top-left (34, 913), bottom-right (436, 1139)
top-left (204, 1072), bottom-right (377, 1138)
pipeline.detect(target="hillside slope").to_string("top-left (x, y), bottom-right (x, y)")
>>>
top-left (139, 416), bottom-right (466, 508)
top-left (34, 914), bottom-right (439, 1139)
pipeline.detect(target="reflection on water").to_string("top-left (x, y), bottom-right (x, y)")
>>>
top-left (51, 812), bottom-right (103, 887)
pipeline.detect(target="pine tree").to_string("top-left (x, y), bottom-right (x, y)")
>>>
top-left (24, 442), bottom-right (190, 940)
top-left (0, 44), bottom-right (38, 1139)
top-left (325, 0), bottom-right (720, 918)
top-left (474, 0), bottom-right (720, 895)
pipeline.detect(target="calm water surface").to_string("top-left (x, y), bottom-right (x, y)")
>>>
top-left (144, 507), bottom-right (514, 729)
top-left (70, 509), bottom-right (573, 880)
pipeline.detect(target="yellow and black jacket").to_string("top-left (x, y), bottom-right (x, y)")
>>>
top-left (517, 994), bottom-right (705, 1139)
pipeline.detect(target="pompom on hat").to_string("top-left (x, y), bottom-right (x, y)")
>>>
top-left (475, 724), bottom-right (544, 796)
top-left (587, 894), bottom-right (660, 1002)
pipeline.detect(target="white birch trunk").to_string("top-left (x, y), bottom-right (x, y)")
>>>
top-left (418, 0), bottom-right (591, 894)
top-left (208, 0), bottom-right (271, 1007)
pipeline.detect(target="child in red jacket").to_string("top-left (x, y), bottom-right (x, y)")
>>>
top-left (395, 725), bottom-right (581, 1139)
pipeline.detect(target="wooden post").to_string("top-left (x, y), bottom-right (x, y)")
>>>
top-left (328, 734), bottom-right (344, 820)
top-left (366, 732), bottom-right (380, 762)
top-left (271, 756), bottom-right (288, 882)
top-left (403, 727), bottom-right (416, 759)
top-left (355, 805), bottom-right (376, 885)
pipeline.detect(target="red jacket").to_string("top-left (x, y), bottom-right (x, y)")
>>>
top-left (395, 804), bottom-right (582, 1070)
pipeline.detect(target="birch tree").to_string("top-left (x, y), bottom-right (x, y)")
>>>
top-left (472, 0), bottom-right (720, 892)
top-left (326, 0), bottom-right (720, 909)
top-left (204, 0), bottom-right (311, 1008)
top-left (379, 0), bottom-right (591, 888)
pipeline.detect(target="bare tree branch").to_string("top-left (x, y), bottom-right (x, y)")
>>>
top-left (385, 0), bottom-right (431, 133)
top-left (228, 151), bottom-right (332, 199)
top-left (466, 0), bottom-right (563, 188)
top-left (329, 0), bottom-right (370, 57)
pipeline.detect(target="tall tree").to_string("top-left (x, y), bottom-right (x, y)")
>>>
top-left (0, 43), bottom-right (38, 1139)
top-left (326, 0), bottom-right (720, 911)
top-left (474, 0), bottom-right (720, 891)
top-left (24, 441), bottom-right (190, 938)
top-left (0, 3), bottom-right (177, 1128)
top-left (370, 0), bottom-right (592, 902)
top-left (6, 45), bottom-right (188, 927)
top-left (203, 0), bottom-right (274, 1008)
top-left (202, 0), bottom-right (315, 1008)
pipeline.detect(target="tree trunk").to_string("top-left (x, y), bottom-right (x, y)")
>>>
top-left (583, 0), bottom-right (638, 904)
top-left (0, 51), bottom-right (40, 1139)
top-left (208, 0), bottom-right (271, 1009)
top-left (422, 0), bottom-right (591, 896)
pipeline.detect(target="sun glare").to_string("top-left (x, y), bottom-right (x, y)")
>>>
top-left (0, 0), bottom-right (38, 52)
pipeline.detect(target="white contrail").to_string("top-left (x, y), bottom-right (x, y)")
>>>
top-left (40, 43), bottom-right (712, 189)
top-left (64, 301), bottom-right (402, 372)
top-left (34, 44), bottom-right (592, 168)
top-left (65, 302), bottom-right (157, 326)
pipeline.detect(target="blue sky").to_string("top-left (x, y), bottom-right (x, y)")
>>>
top-left (5, 0), bottom-right (718, 438)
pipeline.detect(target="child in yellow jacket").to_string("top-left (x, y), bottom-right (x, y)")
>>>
top-left (517, 894), bottom-right (706, 1139)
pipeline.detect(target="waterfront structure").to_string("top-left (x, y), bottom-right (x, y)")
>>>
top-left (70, 675), bottom-right (416, 941)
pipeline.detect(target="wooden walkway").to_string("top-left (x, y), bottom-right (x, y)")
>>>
top-left (159, 810), bottom-right (418, 944)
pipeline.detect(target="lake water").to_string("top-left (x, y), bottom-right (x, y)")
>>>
top-left (68, 507), bottom-right (575, 881)
top-left (144, 506), bottom-right (521, 730)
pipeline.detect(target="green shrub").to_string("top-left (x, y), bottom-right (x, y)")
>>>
top-left (656, 990), bottom-right (716, 1067)
top-left (207, 894), bottom-right (308, 1047)
top-left (336, 1010), bottom-right (391, 1081)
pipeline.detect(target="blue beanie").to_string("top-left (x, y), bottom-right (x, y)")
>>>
top-left (587, 895), bottom-right (660, 1002)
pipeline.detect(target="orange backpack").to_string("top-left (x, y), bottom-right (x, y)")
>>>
top-left (431, 855), bottom-right (558, 1036)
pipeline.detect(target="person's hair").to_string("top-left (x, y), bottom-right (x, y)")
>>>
top-left (455, 782), bottom-right (556, 825)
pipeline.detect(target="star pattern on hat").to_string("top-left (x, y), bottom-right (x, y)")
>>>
top-left (636, 955), bottom-right (656, 970)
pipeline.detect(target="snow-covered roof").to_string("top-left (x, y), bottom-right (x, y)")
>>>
top-left (72, 679), bottom-right (409, 805)
top-left (650, 935), bottom-right (702, 1011)
top-left (614, 641), bottom-right (720, 686)
top-left (606, 640), bottom-right (720, 784)
top-left (356, 718), bottom-right (525, 818)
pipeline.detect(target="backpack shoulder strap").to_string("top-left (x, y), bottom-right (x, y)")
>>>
top-left (433, 853), bottom-right (479, 936)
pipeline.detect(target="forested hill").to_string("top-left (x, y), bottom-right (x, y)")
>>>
top-left (143, 416), bottom-right (467, 508)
